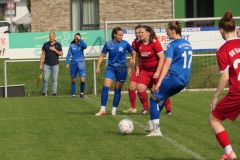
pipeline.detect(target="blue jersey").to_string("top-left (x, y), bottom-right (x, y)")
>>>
top-left (165, 38), bottom-right (192, 83)
top-left (102, 40), bottom-right (133, 68)
top-left (66, 39), bottom-right (87, 64)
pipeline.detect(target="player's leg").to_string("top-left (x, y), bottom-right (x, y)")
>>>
top-left (147, 74), bottom-right (186, 136)
top-left (124, 69), bottom-right (138, 113)
top-left (165, 98), bottom-right (172, 114)
top-left (42, 64), bottom-right (51, 96)
top-left (112, 69), bottom-right (128, 115)
top-left (51, 64), bottom-right (59, 96)
top-left (95, 66), bottom-right (114, 116)
top-left (70, 62), bottom-right (78, 98)
top-left (78, 66), bottom-right (86, 98)
top-left (137, 71), bottom-right (152, 115)
top-left (209, 95), bottom-right (239, 159)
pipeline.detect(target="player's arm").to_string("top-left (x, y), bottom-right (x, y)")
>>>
top-left (129, 50), bottom-right (136, 68)
top-left (65, 46), bottom-right (72, 69)
top-left (39, 50), bottom-right (45, 70)
top-left (155, 58), bottom-right (172, 92)
top-left (153, 52), bottom-right (164, 78)
top-left (128, 51), bottom-right (136, 76)
top-left (96, 53), bottom-right (105, 75)
top-left (79, 39), bottom-right (87, 49)
top-left (135, 52), bottom-right (140, 76)
top-left (210, 69), bottom-right (229, 111)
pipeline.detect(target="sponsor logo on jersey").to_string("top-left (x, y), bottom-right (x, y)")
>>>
top-left (119, 47), bottom-right (124, 52)
top-left (141, 52), bottom-right (151, 57)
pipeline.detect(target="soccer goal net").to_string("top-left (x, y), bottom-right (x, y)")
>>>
top-left (104, 17), bottom-right (240, 91)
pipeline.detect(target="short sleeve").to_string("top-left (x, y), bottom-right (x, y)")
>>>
top-left (217, 48), bottom-right (229, 72)
top-left (153, 39), bottom-right (163, 54)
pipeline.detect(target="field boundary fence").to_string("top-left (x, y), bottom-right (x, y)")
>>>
top-left (3, 54), bottom-right (220, 97)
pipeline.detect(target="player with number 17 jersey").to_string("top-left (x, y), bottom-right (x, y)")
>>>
top-left (165, 38), bottom-right (192, 84)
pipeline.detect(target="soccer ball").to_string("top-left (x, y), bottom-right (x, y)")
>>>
top-left (118, 119), bottom-right (134, 134)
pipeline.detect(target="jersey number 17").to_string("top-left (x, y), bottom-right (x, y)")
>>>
top-left (182, 51), bottom-right (192, 69)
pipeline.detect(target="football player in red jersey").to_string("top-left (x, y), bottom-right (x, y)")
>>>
top-left (124, 25), bottom-right (172, 115)
top-left (135, 25), bottom-right (171, 115)
top-left (208, 11), bottom-right (239, 160)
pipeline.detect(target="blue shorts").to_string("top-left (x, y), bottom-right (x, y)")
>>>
top-left (104, 65), bottom-right (127, 82)
top-left (70, 61), bottom-right (86, 78)
top-left (152, 73), bottom-right (188, 100)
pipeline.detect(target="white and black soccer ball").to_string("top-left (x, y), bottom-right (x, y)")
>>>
top-left (118, 119), bottom-right (134, 134)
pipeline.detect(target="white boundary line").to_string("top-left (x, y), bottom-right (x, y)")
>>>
top-left (86, 96), bottom-right (207, 160)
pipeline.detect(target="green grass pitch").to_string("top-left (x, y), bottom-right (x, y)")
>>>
top-left (0, 91), bottom-right (239, 160)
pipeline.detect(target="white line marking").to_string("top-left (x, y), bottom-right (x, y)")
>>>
top-left (87, 96), bottom-right (207, 160)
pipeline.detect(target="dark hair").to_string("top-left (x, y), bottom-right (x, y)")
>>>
top-left (71, 33), bottom-right (81, 44)
top-left (134, 25), bottom-right (141, 41)
top-left (219, 11), bottom-right (235, 33)
top-left (111, 27), bottom-right (123, 40)
top-left (167, 21), bottom-right (182, 36)
top-left (140, 25), bottom-right (157, 43)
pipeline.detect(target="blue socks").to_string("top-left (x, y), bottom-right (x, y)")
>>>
top-left (71, 82), bottom-right (76, 95)
top-left (113, 88), bottom-right (121, 108)
top-left (150, 97), bottom-right (165, 120)
top-left (101, 86), bottom-right (110, 106)
top-left (80, 82), bottom-right (85, 93)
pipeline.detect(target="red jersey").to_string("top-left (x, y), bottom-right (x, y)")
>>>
top-left (136, 39), bottom-right (163, 72)
top-left (217, 38), bottom-right (240, 94)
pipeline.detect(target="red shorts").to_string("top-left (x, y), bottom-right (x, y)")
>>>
top-left (212, 94), bottom-right (240, 121)
top-left (130, 69), bottom-right (139, 83)
top-left (137, 70), bottom-right (159, 88)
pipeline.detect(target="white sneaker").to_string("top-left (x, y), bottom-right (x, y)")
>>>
top-left (111, 111), bottom-right (116, 116)
top-left (145, 131), bottom-right (162, 137)
top-left (95, 110), bottom-right (106, 116)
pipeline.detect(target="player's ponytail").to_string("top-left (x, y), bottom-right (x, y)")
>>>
top-left (168, 21), bottom-right (182, 36)
top-left (219, 11), bottom-right (235, 33)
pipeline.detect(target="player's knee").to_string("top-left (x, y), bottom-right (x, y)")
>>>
top-left (129, 83), bottom-right (136, 90)
top-left (72, 78), bottom-right (76, 82)
top-left (151, 94), bottom-right (159, 101)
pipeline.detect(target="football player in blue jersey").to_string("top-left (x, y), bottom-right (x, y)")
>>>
top-left (66, 33), bottom-right (87, 98)
top-left (95, 27), bottom-right (136, 116)
top-left (146, 21), bottom-right (193, 136)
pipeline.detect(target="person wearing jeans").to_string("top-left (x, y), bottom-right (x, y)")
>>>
top-left (39, 32), bottom-right (63, 96)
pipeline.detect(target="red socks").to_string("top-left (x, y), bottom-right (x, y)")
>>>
top-left (128, 90), bottom-right (136, 109)
top-left (216, 130), bottom-right (230, 148)
top-left (165, 98), bottom-right (171, 111)
top-left (137, 91), bottom-right (149, 110)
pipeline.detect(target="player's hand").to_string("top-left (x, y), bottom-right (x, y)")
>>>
top-left (127, 67), bottom-right (132, 76)
top-left (154, 81), bottom-right (161, 93)
top-left (210, 96), bottom-right (218, 111)
top-left (66, 64), bottom-right (69, 69)
top-left (96, 67), bottom-right (100, 75)
top-left (76, 35), bottom-right (81, 40)
top-left (39, 65), bottom-right (43, 70)
top-left (136, 68), bottom-right (139, 77)
top-left (153, 72), bottom-right (159, 79)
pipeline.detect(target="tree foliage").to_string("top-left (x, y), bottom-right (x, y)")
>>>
top-left (0, 14), bottom-right (5, 21)
top-left (26, 0), bottom-right (31, 13)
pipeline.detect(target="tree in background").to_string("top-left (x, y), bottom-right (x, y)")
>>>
top-left (0, 14), bottom-right (6, 21)
top-left (26, 0), bottom-right (31, 32)
top-left (26, 0), bottom-right (31, 13)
